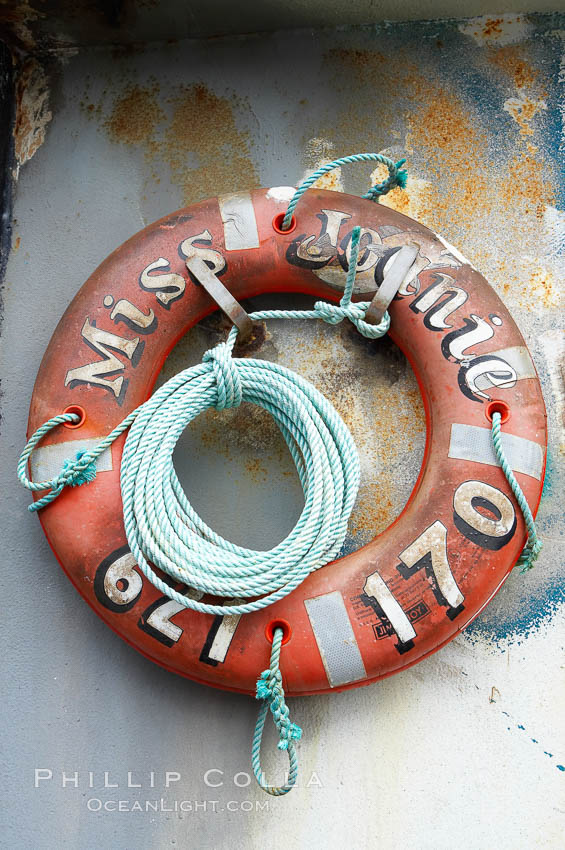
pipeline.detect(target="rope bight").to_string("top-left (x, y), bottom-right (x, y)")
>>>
top-left (17, 152), bottom-right (541, 796)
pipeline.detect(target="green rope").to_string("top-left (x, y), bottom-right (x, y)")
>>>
top-left (491, 411), bottom-right (542, 571)
top-left (252, 628), bottom-right (301, 796)
top-left (281, 152), bottom-right (408, 230)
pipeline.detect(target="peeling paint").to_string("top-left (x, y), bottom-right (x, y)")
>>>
top-left (459, 15), bottom-right (533, 47)
top-left (504, 90), bottom-right (547, 138)
top-left (302, 138), bottom-right (344, 191)
top-left (13, 58), bottom-right (52, 176)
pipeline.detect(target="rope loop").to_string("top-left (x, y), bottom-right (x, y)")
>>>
top-left (252, 628), bottom-right (301, 796)
top-left (491, 411), bottom-right (542, 572)
top-left (282, 152), bottom-right (408, 230)
top-left (312, 225), bottom-right (390, 340)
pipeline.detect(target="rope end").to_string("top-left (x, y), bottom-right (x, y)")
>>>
top-left (63, 451), bottom-right (97, 487)
top-left (394, 167), bottom-right (408, 190)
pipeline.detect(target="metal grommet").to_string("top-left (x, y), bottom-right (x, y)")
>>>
top-left (485, 400), bottom-right (510, 424)
top-left (272, 213), bottom-right (297, 234)
top-left (265, 619), bottom-right (292, 645)
top-left (63, 404), bottom-right (86, 429)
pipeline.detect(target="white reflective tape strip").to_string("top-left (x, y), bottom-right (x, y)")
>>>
top-left (487, 346), bottom-right (537, 381)
top-left (304, 591), bottom-right (367, 688)
top-left (218, 192), bottom-right (260, 251)
top-left (30, 439), bottom-right (113, 482)
top-left (448, 423), bottom-right (544, 480)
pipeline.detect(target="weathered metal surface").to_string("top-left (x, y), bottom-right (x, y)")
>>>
top-left (1, 10), bottom-right (563, 849)
top-left (1, 3), bottom-right (564, 52)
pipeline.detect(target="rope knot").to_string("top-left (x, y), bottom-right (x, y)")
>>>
top-left (518, 537), bottom-right (543, 572)
top-left (255, 669), bottom-right (302, 752)
top-left (313, 300), bottom-right (390, 340)
top-left (61, 450), bottom-right (97, 487)
top-left (202, 343), bottom-right (242, 410)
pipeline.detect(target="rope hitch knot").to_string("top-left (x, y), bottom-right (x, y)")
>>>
top-left (202, 342), bottom-right (243, 410)
top-left (313, 300), bottom-right (390, 340)
top-left (61, 450), bottom-right (98, 487)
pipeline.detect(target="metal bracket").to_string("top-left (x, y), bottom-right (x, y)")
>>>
top-left (186, 256), bottom-right (253, 343)
top-left (364, 243), bottom-right (420, 326)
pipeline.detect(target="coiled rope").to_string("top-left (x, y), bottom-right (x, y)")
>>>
top-left (17, 228), bottom-right (384, 618)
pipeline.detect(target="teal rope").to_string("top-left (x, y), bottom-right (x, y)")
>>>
top-left (252, 628), bottom-right (301, 796)
top-left (17, 242), bottom-right (389, 617)
top-left (281, 152), bottom-right (408, 230)
top-left (491, 411), bottom-right (542, 571)
top-left (17, 412), bottom-right (136, 512)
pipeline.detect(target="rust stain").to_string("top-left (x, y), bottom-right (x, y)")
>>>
top-left (102, 82), bottom-right (258, 205)
top-left (13, 58), bottom-right (52, 174)
top-left (105, 84), bottom-right (164, 146)
top-left (244, 457), bottom-right (269, 483)
top-left (0, 0), bottom-right (41, 51)
top-left (459, 15), bottom-right (531, 46)
top-left (503, 92), bottom-right (547, 138)
top-left (481, 18), bottom-right (505, 39)
top-left (323, 47), bottom-right (557, 311)
top-left (489, 45), bottom-right (539, 90)
top-left (403, 86), bottom-right (491, 234)
top-left (162, 84), bottom-right (258, 203)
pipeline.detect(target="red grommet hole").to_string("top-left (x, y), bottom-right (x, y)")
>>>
top-left (272, 212), bottom-right (297, 234)
top-left (63, 404), bottom-right (86, 429)
top-left (265, 619), bottom-right (292, 645)
top-left (485, 400), bottom-right (510, 424)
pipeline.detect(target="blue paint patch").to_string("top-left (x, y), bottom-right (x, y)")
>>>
top-left (465, 570), bottom-right (564, 646)
top-left (503, 714), bottom-right (563, 772)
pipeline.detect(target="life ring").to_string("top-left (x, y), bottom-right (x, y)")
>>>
top-left (26, 186), bottom-right (547, 696)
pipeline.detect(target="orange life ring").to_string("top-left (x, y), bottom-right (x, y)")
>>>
top-left (26, 187), bottom-right (547, 696)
